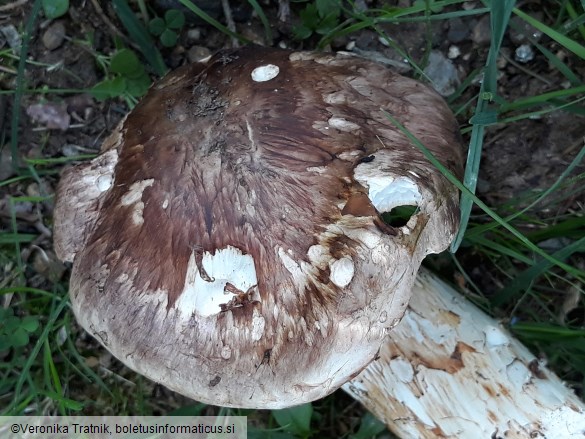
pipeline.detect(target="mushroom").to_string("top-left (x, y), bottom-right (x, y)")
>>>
top-left (54, 45), bottom-right (464, 408)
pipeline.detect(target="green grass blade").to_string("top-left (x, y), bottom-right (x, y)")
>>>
top-left (513, 7), bottom-right (585, 59)
top-left (469, 235), bottom-right (535, 265)
top-left (496, 95), bottom-right (585, 125)
top-left (8, 296), bottom-right (69, 414)
top-left (0, 233), bottom-right (37, 244)
top-left (0, 287), bottom-right (56, 298)
top-left (178, 0), bottom-right (249, 44)
top-left (61, 334), bottom-right (113, 397)
top-left (112, 0), bottom-right (168, 76)
top-left (512, 322), bottom-right (585, 340)
top-left (492, 236), bottom-right (585, 306)
top-left (532, 39), bottom-right (583, 86)
top-left (11, 0), bottom-right (42, 172)
top-left (8, 198), bottom-right (25, 282)
top-left (247, 0), bottom-right (272, 43)
top-left (44, 339), bottom-right (63, 396)
top-left (369, 0), bottom-right (480, 19)
top-left (374, 7), bottom-right (490, 22)
top-left (38, 390), bottom-right (85, 412)
top-left (499, 85), bottom-right (585, 112)
top-left (24, 155), bottom-right (97, 165)
top-left (526, 216), bottom-right (585, 242)
top-left (565, 1), bottom-right (585, 41)
top-left (451, 0), bottom-right (516, 252)
top-left (382, 109), bottom-right (584, 281)
top-left (463, 145), bottom-right (585, 240)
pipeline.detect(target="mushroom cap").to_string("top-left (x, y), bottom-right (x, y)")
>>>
top-left (54, 45), bottom-right (464, 408)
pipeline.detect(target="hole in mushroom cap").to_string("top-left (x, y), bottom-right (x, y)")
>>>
top-left (354, 160), bottom-right (422, 214)
top-left (362, 176), bottom-right (421, 213)
top-left (251, 64), bottom-right (280, 82)
top-left (381, 205), bottom-right (419, 228)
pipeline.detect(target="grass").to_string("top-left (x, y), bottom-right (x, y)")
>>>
top-left (1, 0), bottom-right (584, 436)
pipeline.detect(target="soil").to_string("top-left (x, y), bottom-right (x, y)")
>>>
top-left (1, 0), bottom-right (584, 427)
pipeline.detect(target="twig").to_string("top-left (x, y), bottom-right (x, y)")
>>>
top-left (0, 0), bottom-right (28, 13)
top-left (89, 0), bottom-right (131, 47)
top-left (220, 0), bottom-right (238, 48)
top-left (277, 0), bottom-right (290, 22)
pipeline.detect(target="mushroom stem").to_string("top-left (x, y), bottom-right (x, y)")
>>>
top-left (344, 268), bottom-right (585, 439)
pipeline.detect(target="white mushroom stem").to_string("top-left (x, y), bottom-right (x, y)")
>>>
top-left (344, 268), bottom-right (585, 438)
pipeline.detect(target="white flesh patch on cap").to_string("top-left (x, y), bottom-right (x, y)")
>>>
top-left (327, 116), bottom-right (360, 132)
top-left (278, 247), bottom-right (311, 290)
top-left (175, 246), bottom-right (258, 318)
top-left (307, 244), bottom-right (329, 270)
top-left (306, 166), bottom-right (327, 174)
top-left (329, 257), bottom-right (355, 288)
top-left (131, 202), bottom-right (146, 226)
top-left (354, 163), bottom-right (421, 212)
top-left (323, 91), bottom-right (348, 105)
top-left (120, 179), bottom-right (154, 225)
top-left (339, 225), bottom-right (382, 250)
top-left (251, 308), bottom-right (265, 341)
top-left (251, 64), bottom-right (280, 82)
top-left (337, 150), bottom-right (360, 161)
top-left (120, 179), bottom-right (154, 206)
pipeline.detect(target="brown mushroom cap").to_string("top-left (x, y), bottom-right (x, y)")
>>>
top-left (54, 45), bottom-right (464, 408)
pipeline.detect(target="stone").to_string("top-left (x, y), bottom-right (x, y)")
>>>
top-left (424, 51), bottom-right (460, 96)
top-left (42, 21), bottom-right (66, 51)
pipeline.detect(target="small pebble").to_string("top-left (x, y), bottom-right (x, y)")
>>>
top-left (56, 327), bottom-right (68, 347)
top-left (377, 35), bottom-right (391, 47)
top-left (85, 356), bottom-right (100, 368)
top-left (187, 45), bottom-right (211, 63)
top-left (424, 50), bottom-right (460, 96)
top-left (62, 144), bottom-right (87, 157)
top-left (448, 45), bottom-right (461, 59)
top-left (0, 25), bottom-right (21, 52)
top-left (447, 17), bottom-right (468, 43)
top-left (42, 21), bottom-right (66, 51)
top-left (471, 15), bottom-right (491, 46)
top-left (26, 102), bottom-right (70, 130)
top-left (515, 44), bottom-right (534, 63)
top-left (187, 28), bottom-right (202, 41)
